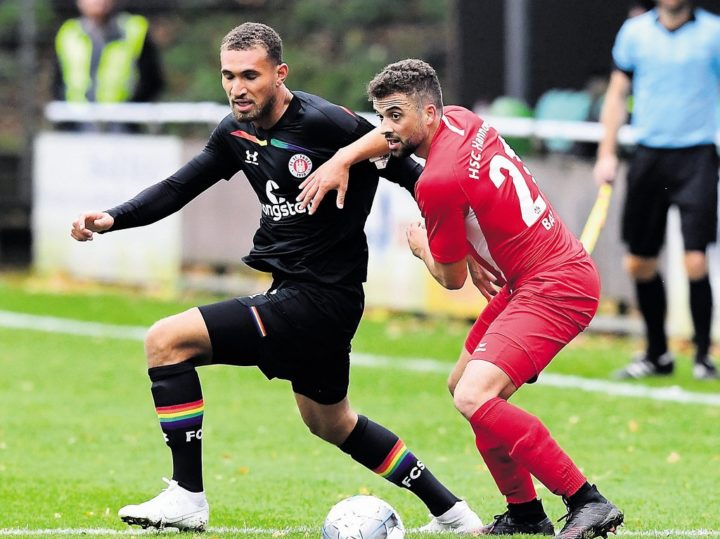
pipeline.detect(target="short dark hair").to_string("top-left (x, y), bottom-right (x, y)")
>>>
top-left (367, 59), bottom-right (443, 110)
top-left (221, 22), bottom-right (283, 65)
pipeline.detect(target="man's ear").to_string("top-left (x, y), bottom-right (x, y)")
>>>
top-left (425, 103), bottom-right (438, 125)
top-left (276, 63), bottom-right (289, 86)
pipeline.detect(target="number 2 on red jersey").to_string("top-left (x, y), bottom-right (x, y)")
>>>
top-left (488, 137), bottom-right (546, 227)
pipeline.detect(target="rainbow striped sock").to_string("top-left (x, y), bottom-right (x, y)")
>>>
top-left (373, 439), bottom-right (416, 483)
top-left (156, 398), bottom-right (204, 430)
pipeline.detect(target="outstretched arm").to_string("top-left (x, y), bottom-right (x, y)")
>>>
top-left (297, 127), bottom-right (389, 214)
top-left (406, 220), bottom-right (467, 290)
top-left (69, 144), bottom-right (232, 241)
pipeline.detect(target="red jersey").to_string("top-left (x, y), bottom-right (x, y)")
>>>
top-left (416, 106), bottom-right (586, 286)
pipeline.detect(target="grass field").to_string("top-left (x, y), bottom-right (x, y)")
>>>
top-left (1, 276), bottom-right (719, 538)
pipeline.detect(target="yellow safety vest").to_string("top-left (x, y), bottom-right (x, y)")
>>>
top-left (55, 13), bottom-right (148, 103)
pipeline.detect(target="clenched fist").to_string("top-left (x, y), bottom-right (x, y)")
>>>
top-left (70, 211), bottom-right (114, 241)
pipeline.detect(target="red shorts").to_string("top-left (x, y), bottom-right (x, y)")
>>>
top-left (464, 256), bottom-right (600, 388)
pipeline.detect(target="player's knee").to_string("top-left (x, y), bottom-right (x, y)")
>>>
top-left (302, 410), bottom-right (355, 445)
top-left (685, 252), bottom-right (707, 280)
top-left (145, 317), bottom-right (183, 367)
top-left (303, 416), bottom-right (337, 444)
top-left (624, 255), bottom-right (657, 281)
top-left (447, 374), bottom-right (458, 397)
top-left (453, 385), bottom-right (492, 420)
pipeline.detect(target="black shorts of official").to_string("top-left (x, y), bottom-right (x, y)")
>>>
top-left (622, 144), bottom-right (719, 257)
top-left (197, 278), bottom-right (364, 405)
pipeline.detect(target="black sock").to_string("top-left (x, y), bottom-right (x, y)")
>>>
top-left (635, 274), bottom-right (667, 359)
top-left (507, 498), bottom-right (547, 521)
top-left (689, 276), bottom-right (713, 358)
top-left (149, 362), bottom-right (204, 492)
top-left (566, 482), bottom-right (606, 510)
top-left (339, 415), bottom-right (460, 516)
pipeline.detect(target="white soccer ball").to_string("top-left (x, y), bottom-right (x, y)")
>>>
top-left (321, 495), bottom-right (405, 539)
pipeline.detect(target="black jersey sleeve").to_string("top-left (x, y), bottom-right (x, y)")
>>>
top-left (377, 155), bottom-right (423, 198)
top-left (106, 124), bottom-right (240, 231)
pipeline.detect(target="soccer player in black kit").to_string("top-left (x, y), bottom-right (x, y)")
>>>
top-left (71, 22), bottom-right (482, 533)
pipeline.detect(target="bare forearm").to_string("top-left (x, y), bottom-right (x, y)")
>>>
top-left (598, 100), bottom-right (626, 158)
top-left (597, 72), bottom-right (630, 159)
top-left (406, 221), bottom-right (467, 289)
top-left (419, 249), bottom-right (466, 290)
top-left (334, 127), bottom-right (389, 167)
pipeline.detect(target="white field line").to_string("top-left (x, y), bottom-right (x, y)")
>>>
top-left (1, 528), bottom-right (719, 537)
top-left (0, 527), bottom-right (313, 536)
top-left (0, 310), bottom-right (147, 340)
top-left (2, 309), bottom-right (720, 407)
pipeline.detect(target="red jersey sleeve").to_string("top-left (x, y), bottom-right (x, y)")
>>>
top-left (417, 172), bottom-right (468, 264)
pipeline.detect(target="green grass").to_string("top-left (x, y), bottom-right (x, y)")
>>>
top-left (1, 278), bottom-right (719, 538)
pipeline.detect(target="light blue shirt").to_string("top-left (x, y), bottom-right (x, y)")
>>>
top-left (612, 8), bottom-right (720, 148)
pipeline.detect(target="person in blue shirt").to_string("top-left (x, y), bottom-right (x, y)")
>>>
top-left (594, 0), bottom-right (720, 379)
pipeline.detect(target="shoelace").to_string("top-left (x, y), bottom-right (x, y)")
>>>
top-left (489, 511), bottom-right (510, 529)
top-left (155, 477), bottom-right (180, 499)
top-left (557, 499), bottom-right (573, 524)
top-left (558, 502), bottom-right (599, 525)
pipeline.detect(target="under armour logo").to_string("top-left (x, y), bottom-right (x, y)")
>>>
top-left (475, 342), bottom-right (487, 353)
top-left (245, 150), bottom-right (259, 165)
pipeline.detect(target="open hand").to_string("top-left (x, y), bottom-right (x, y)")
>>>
top-left (296, 158), bottom-right (350, 214)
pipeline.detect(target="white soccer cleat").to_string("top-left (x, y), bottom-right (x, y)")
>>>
top-left (419, 500), bottom-right (483, 534)
top-left (118, 478), bottom-right (209, 531)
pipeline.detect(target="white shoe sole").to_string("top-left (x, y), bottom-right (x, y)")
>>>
top-left (120, 512), bottom-right (208, 531)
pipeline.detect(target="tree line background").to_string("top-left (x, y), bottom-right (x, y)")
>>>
top-left (0, 0), bottom-right (450, 153)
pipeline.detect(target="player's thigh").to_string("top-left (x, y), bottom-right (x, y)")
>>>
top-left (464, 285), bottom-right (511, 355)
top-left (672, 145), bottom-right (719, 252)
top-left (622, 147), bottom-right (670, 257)
top-left (451, 286), bottom-right (511, 394)
top-left (145, 307), bottom-right (212, 366)
top-left (474, 265), bottom-right (600, 388)
top-left (198, 280), bottom-right (363, 405)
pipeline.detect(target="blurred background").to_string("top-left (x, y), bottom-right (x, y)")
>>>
top-left (1, 0), bottom-right (720, 337)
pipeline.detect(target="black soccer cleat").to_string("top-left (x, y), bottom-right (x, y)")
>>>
top-left (693, 356), bottom-right (718, 380)
top-left (480, 511), bottom-right (555, 535)
top-left (556, 498), bottom-right (624, 539)
top-left (614, 351), bottom-right (674, 379)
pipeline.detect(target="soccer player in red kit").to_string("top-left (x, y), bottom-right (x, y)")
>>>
top-left (298, 59), bottom-right (624, 538)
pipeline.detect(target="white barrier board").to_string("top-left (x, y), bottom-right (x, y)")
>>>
top-left (33, 132), bottom-right (183, 289)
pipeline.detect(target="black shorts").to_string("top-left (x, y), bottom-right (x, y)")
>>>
top-left (622, 144), bottom-right (719, 257)
top-left (197, 278), bottom-right (364, 405)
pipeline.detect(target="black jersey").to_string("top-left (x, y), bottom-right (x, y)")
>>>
top-left (106, 91), bottom-right (421, 284)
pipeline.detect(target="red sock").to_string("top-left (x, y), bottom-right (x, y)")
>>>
top-left (470, 397), bottom-right (586, 498)
top-left (475, 433), bottom-right (537, 504)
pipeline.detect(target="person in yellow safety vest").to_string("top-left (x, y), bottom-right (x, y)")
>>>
top-left (53, 0), bottom-right (164, 130)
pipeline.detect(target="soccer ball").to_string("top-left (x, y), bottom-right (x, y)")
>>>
top-left (321, 495), bottom-right (405, 539)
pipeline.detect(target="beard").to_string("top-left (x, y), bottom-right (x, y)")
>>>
top-left (231, 93), bottom-right (277, 123)
top-left (388, 137), bottom-right (421, 159)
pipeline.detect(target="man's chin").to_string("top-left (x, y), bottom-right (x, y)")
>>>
top-left (232, 111), bottom-right (256, 122)
top-left (390, 147), bottom-right (412, 159)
